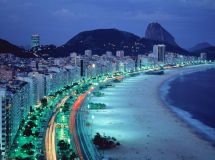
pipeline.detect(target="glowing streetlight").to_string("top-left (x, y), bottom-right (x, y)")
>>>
top-left (91, 115), bottom-right (95, 120)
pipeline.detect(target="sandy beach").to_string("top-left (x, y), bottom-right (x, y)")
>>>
top-left (89, 65), bottom-right (215, 160)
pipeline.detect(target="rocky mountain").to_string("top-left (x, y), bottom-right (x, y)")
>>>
top-left (145, 22), bottom-right (177, 46)
top-left (47, 28), bottom-right (188, 57)
top-left (189, 42), bottom-right (213, 52)
top-left (135, 38), bottom-right (188, 55)
top-left (0, 25), bottom-right (191, 58)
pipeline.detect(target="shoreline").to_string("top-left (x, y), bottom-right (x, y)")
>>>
top-left (157, 65), bottom-right (215, 147)
top-left (89, 64), bottom-right (215, 160)
top-left (158, 64), bottom-right (215, 146)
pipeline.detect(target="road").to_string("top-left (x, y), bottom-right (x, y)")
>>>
top-left (45, 113), bottom-right (57, 160)
top-left (45, 96), bottom-right (69, 160)
top-left (69, 88), bottom-right (94, 160)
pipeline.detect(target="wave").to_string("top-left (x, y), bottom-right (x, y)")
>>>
top-left (159, 69), bottom-right (215, 145)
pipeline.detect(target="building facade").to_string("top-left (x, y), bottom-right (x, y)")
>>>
top-left (31, 34), bottom-right (40, 48)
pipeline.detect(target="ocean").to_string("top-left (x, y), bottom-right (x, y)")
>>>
top-left (161, 68), bottom-right (215, 143)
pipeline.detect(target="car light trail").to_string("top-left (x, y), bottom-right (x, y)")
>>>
top-left (69, 88), bottom-right (94, 160)
top-left (45, 96), bottom-right (69, 160)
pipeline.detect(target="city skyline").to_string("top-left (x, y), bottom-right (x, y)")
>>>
top-left (1, 1), bottom-right (215, 160)
top-left (0, 0), bottom-right (215, 48)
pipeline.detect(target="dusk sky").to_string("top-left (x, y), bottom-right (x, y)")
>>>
top-left (0, 0), bottom-right (215, 48)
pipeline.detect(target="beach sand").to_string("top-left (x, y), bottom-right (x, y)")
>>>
top-left (89, 65), bottom-right (215, 160)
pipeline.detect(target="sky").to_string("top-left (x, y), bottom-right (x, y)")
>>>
top-left (0, 0), bottom-right (215, 49)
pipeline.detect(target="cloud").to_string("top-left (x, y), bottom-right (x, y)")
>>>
top-left (53, 8), bottom-right (74, 17)
top-left (53, 8), bottom-right (92, 22)
top-left (123, 10), bottom-right (183, 22)
top-left (179, 0), bottom-right (215, 9)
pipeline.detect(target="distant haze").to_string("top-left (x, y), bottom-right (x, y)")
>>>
top-left (0, 0), bottom-right (215, 48)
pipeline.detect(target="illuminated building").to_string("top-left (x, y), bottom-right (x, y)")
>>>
top-left (0, 88), bottom-right (6, 159)
top-left (200, 53), bottom-right (207, 60)
top-left (116, 50), bottom-right (124, 58)
top-left (85, 50), bottom-right (92, 57)
top-left (0, 80), bottom-right (30, 159)
top-left (106, 51), bottom-right (112, 57)
top-left (16, 76), bottom-right (38, 108)
top-left (153, 44), bottom-right (166, 62)
top-left (31, 34), bottom-right (40, 48)
top-left (28, 72), bottom-right (46, 100)
top-left (0, 66), bottom-right (13, 81)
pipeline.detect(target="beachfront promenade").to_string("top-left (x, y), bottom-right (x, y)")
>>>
top-left (90, 64), bottom-right (215, 160)
top-left (8, 61), bottom-right (215, 160)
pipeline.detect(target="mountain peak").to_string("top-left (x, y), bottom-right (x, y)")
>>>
top-left (145, 22), bottom-right (177, 46)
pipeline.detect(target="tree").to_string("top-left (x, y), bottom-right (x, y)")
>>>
top-left (21, 143), bottom-right (34, 149)
top-left (33, 131), bottom-right (40, 137)
top-left (27, 120), bottom-right (37, 128)
top-left (93, 133), bottom-right (119, 149)
top-left (41, 98), bottom-right (48, 106)
top-left (58, 140), bottom-right (70, 150)
top-left (30, 115), bottom-right (37, 121)
top-left (23, 128), bottom-right (33, 137)
top-left (70, 151), bottom-right (78, 160)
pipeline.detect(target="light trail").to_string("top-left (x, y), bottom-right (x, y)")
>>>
top-left (45, 113), bottom-right (57, 160)
top-left (45, 96), bottom-right (69, 160)
top-left (69, 88), bottom-right (94, 160)
top-left (114, 75), bottom-right (124, 81)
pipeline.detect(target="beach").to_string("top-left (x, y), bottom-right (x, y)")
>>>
top-left (88, 64), bottom-right (215, 160)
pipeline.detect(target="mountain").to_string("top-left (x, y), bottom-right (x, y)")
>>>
top-left (0, 39), bottom-right (34, 58)
top-left (0, 39), bottom-right (23, 54)
top-left (47, 28), bottom-right (188, 57)
top-left (48, 28), bottom-right (140, 57)
top-left (135, 38), bottom-right (188, 55)
top-left (1, 26), bottom-right (190, 58)
top-left (189, 42), bottom-right (213, 52)
top-left (191, 46), bottom-right (215, 60)
top-left (145, 22), bottom-right (177, 46)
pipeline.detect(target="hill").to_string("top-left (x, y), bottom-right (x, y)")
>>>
top-left (47, 28), bottom-right (188, 57)
top-left (189, 42), bottom-right (213, 52)
top-left (0, 39), bottom-right (34, 58)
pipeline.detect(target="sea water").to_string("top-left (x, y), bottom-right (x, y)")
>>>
top-left (161, 68), bottom-right (215, 143)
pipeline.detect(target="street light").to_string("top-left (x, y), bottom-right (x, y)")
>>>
top-left (91, 115), bottom-right (95, 120)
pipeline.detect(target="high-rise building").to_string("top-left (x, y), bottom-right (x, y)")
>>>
top-left (70, 52), bottom-right (78, 66)
top-left (200, 53), bottom-right (207, 60)
top-left (0, 88), bottom-right (6, 159)
top-left (31, 34), bottom-right (40, 48)
top-left (16, 76), bottom-right (38, 108)
top-left (28, 72), bottom-right (45, 100)
top-left (116, 50), bottom-right (124, 58)
top-left (106, 51), bottom-right (112, 57)
top-left (80, 59), bottom-right (85, 77)
top-left (0, 80), bottom-right (30, 159)
top-left (85, 50), bottom-right (92, 57)
top-left (0, 66), bottom-right (13, 81)
top-left (153, 44), bottom-right (166, 62)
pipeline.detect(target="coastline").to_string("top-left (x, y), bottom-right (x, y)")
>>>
top-left (89, 64), bottom-right (215, 160)
top-left (159, 64), bottom-right (215, 146)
